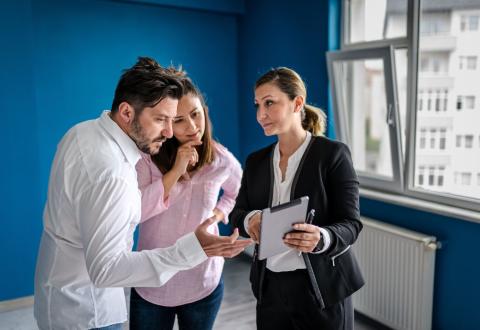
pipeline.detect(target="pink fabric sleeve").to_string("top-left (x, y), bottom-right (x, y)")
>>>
top-left (136, 155), bottom-right (170, 222)
top-left (215, 149), bottom-right (243, 224)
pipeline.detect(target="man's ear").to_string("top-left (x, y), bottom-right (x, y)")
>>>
top-left (117, 102), bottom-right (135, 124)
top-left (293, 95), bottom-right (305, 113)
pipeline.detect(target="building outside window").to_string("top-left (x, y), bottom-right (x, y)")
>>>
top-left (328, 0), bottom-right (480, 212)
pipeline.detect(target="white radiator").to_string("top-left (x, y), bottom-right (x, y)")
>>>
top-left (353, 217), bottom-right (439, 330)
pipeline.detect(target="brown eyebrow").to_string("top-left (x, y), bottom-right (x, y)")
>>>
top-left (175, 107), bottom-right (198, 119)
top-left (254, 95), bottom-right (274, 103)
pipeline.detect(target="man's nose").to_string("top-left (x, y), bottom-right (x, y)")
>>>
top-left (163, 120), bottom-right (174, 138)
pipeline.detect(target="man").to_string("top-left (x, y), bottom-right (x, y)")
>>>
top-left (34, 57), bottom-right (252, 330)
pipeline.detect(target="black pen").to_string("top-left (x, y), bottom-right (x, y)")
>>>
top-left (298, 209), bottom-right (315, 256)
top-left (306, 209), bottom-right (315, 224)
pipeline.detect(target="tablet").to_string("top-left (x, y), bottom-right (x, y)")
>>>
top-left (258, 196), bottom-right (309, 260)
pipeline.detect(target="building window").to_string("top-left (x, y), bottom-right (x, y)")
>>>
top-left (439, 128), bottom-right (446, 149)
top-left (465, 135), bottom-right (474, 148)
top-left (461, 15), bottom-right (480, 31)
top-left (427, 90), bottom-right (432, 111)
top-left (461, 172), bottom-right (472, 185)
top-left (420, 129), bottom-right (426, 149)
top-left (430, 129), bottom-right (436, 148)
top-left (459, 56), bottom-right (478, 70)
top-left (457, 95), bottom-right (476, 110)
top-left (438, 167), bottom-right (445, 186)
top-left (419, 91), bottom-right (424, 111)
top-left (428, 167), bottom-right (435, 186)
top-left (418, 166), bottom-right (425, 185)
top-left (442, 90), bottom-right (448, 111)
top-left (456, 135), bottom-right (462, 147)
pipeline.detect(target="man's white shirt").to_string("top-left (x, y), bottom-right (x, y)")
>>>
top-left (34, 111), bottom-right (207, 330)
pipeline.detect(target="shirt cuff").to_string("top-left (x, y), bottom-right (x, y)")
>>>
top-left (176, 232), bottom-right (208, 265)
top-left (243, 210), bottom-right (261, 236)
top-left (310, 227), bottom-right (331, 254)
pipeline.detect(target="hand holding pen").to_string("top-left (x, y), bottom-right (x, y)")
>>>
top-left (283, 209), bottom-right (322, 255)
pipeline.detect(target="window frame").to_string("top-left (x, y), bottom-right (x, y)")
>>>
top-left (331, 0), bottom-right (480, 214)
top-left (327, 46), bottom-right (404, 193)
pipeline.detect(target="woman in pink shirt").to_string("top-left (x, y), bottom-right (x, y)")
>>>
top-left (129, 75), bottom-right (242, 330)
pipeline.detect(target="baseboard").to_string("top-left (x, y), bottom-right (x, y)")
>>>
top-left (0, 296), bottom-right (34, 313)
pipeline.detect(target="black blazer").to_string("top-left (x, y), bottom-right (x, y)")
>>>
top-left (230, 136), bottom-right (365, 308)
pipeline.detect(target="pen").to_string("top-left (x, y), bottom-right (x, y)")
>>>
top-left (298, 209), bottom-right (315, 256)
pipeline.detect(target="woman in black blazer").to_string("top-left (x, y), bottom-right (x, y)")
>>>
top-left (230, 67), bottom-right (364, 330)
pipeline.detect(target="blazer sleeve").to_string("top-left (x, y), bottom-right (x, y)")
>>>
top-left (229, 155), bottom-right (253, 238)
top-left (322, 142), bottom-right (363, 256)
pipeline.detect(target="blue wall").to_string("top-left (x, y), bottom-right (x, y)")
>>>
top-left (0, 0), bottom-right (241, 301)
top-left (237, 0), bottom-right (330, 162)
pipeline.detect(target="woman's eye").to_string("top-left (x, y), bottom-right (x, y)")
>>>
top-left (191, 111), bottom-right (198, 118)
top-left (265, 100), bottom-right (273, 107)
top-left (254, 103), bottom-right (259, 109)
top-left (173, 118), bottom-right (183, 123)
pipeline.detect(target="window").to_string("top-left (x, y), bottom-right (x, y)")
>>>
top-left (438, 167), bottom-right (445, 186)
top-left (465, 96), bottom-right (475, 109)
top-left (443, 90), bottom-right (448, 111)
top-left (456, 135), bottom-right (462, 147)
top-left (346, 0), bottom-right (407, 44)
top-left (330, 0), bottom-right (480, 213)
top-left (461, 15), bottom-right (479, 31)
top-left (429, 129), bottom-right (436, 149)
top-left (428, 167), bottom-right (435, 186)
top-left (461, 172), bottom-right (472, 185)
top-left (327, 47), bottom-right (401, 190)
top-left (465, 135), bottom-right (474, 148)
top-left (459, 56), bottom-right (478, 70)
top-left (418, 166), bottom-right (425, 185)
top-left (439, 128), bottom-right (446, 149)
top-left (420, 129), bottom-right (426, 149)
top-left (457, 95), bottom-right (476, 110)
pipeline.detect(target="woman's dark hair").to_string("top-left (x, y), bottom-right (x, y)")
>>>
top-left (255, 67), bottom-right (326, 136)
top-left (111, 57), bottom-right (184, 114)
top-left (152, 75), bottom-right (215, 176)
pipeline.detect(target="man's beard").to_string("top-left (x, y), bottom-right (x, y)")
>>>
top-left (130, 117), bottom-right (166, 155)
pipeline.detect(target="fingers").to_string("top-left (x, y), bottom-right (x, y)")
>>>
top-left (283, 238), bottom-right (315, 247)
top-left (292, 223), bottom-right (317, 232)
top-left (228, 228), bottom-right (240, 243)
top-left (283, 242), bottom-right (314, 253)
top-left (183, 140), bottom-right (202, 148)
top-left (204, 239), bottom-right (253, 258)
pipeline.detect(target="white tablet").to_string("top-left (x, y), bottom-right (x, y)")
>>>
top-left (258, 196), bottom-right (309, 260)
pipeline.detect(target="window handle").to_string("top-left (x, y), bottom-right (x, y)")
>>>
top-left (386, 103), bottom-right (395, 126)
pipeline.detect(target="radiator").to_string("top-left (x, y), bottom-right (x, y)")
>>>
top-left (353, 217), bottom-right (439, 330)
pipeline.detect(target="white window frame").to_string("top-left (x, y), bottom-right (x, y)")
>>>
top-left (327, 46), bottom-right (403, 193)
top-left (328, 0), bottom-right (480, 218)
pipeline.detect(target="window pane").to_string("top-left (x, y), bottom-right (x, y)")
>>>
top-left (413, 0), bottom-right (480, 200)
top-left (332, 58), bottom-right (393, 178)
top-left (347, 0), bottom-right (407, 44)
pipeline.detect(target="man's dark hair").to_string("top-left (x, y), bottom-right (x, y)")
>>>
top-left (111, 57), bottom-right (184, 114)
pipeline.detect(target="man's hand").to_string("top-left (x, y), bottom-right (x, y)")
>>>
top-left (283, 223), bottom-right (321, 253)
top-left (195, 217), bottom-right (253, 258)
top-left (247, 212), bottom-right (261, 243)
